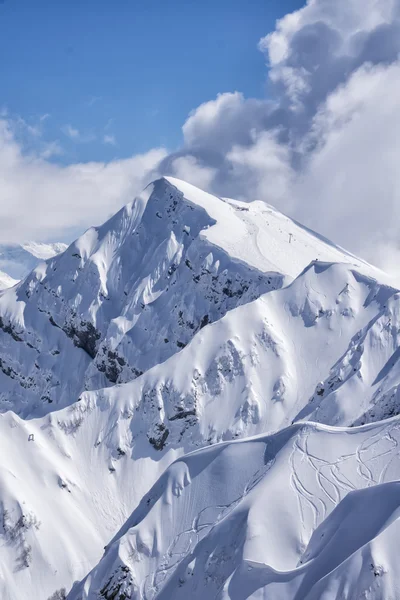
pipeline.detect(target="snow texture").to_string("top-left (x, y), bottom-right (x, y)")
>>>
top-left (0, 242), bottom-right (67, 280)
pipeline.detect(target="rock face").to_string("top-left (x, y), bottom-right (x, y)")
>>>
top-left (0, 177), bottom-right (399, 600)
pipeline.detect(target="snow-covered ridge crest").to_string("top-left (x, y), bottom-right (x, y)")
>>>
top-left (0, 270), bottom-right (19, 291)
top-left (54, 260), bottom-right (398, 456)
top-left (0, 177), bottom-right (285, 416)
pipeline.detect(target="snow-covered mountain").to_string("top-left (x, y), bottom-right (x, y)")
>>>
top-left (0, 241), bottom-right (67, 284)
top-left (0, 177), bottom-right (399, 600)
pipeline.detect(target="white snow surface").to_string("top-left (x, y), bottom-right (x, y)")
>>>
top-left (0, 178), bottom-right (399, 599)
top-left (0, 241), bottom-right (67, 281)
top-left (69, 420), bottom-right (400, 600)
top-left (0, 270), bottom-right (19, 290)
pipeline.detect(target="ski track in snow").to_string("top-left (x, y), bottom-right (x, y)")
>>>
top-left (136, 421), bottom-right (400, 599)
top-left (288, 421), bottom-right (400, 547)
top-left (143, 455), bottom-right (278, 599)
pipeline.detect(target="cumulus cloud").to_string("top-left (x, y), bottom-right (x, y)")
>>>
top-left (170, 155), bottom-right (217, 191)
top-left (292, 62), bottom-right (400, 270)
top-left (258, 0), bottom-right (400, 271)
top-left (182, 92), bottom-right (271, 154)
top-left (224, 130), bottom-right (293, 205)
top-left (260, 0), bottom-right (400, 138)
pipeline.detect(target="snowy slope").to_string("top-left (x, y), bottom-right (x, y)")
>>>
top-left (0, 178), bottom-right (399, 600)
top-left (63, 261), bottom-right (399, 459)
top-left (69, 419), bottom-right (400, 600)
top-left (0, 242), bottom-right (67, 280)
top-left (0, 270), bottom-right (18, 290)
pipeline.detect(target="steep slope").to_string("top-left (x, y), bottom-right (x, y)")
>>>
top-left (295, 285), bottom-right (400, 427)
top-left (68, 419), bottom-right (400, 600)
top-left (0, 242), bottom-right (67, 280)
top-left (0, 177), bottom-right (370, 418)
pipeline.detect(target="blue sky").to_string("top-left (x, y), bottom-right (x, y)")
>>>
top-left (0, 0), bottom-right (303, 163)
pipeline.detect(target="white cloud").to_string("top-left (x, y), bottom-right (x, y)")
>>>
top-left (259, 0), bottom-right (400, 125)
top-left (225, 131), bottom-right (293, 205)
top-left (260, 0), bottom-right (396, 67)
top-left (290, 62), bottom-right (400, 272)
top-left (0, 118), bottom-right (166, 242)
top-left (171, 155), bottom-right (217, 190)
top-left (182, 92), bottom-right (269, 154)
top-left (103, 134), bottom-right (117, 146)
top-left (62, 124), bottom-right (95, 143)
top-left (16, 117), bottom-right (41, 138)
top-left (159, 0), bottom-right (400, 275)
top-left (39, 140), bottom-right (64, 159)
top-left (253, 0), bottom-right (400, 272)
top-left (62, 124), bottom-right (80, 139)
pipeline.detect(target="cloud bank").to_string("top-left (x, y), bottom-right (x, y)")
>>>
top-left (1, 0), bottom-right (400, 275)
top-left (0, 118), bottom-right (165, 242)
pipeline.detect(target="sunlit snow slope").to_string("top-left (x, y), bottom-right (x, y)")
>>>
top-left (0, 178), bottom-right (398, 600)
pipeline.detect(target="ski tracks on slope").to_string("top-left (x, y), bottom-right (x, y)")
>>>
top-left (290, 422), bottom-right (400, 544)
top-left (143, 422), bottom-right (400, 599)
top-left (142, 454), bottom-right (277, 599)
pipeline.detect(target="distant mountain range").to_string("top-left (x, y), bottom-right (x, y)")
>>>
top-left (0, 241), bottom-right (67, 288)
